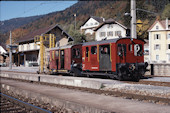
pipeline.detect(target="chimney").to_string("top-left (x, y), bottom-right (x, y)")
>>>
top-left (102, 17), bottom-right (105, 22)
top-left (166, 18), bottom-right (169, 30)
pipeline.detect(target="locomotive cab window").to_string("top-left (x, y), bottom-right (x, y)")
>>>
top-left (55, 50), bottom-right (59, 57)
top-left (72, 48), bottom-right (80, 58)
top-left (134, 44), bottom-right (143, 56)
top-left (100, 45), bottom-right (110, 54)
top-left (128, 44), bottom-right (133, 52)
top-left (91, 46), bottom-right (97, 54)
top-left (117, 44), bottom-right (126, 56)
top-left (86, 47), bottom-right (89, 57)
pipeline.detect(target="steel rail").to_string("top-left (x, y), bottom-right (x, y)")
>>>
top-left (0, 93), bottom-right (52, 113)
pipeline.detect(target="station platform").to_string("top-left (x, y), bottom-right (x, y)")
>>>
top-left (1, 79), bottom-right (170, 113)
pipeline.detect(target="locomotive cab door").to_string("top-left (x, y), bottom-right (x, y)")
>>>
top-left (99, 45), bottom-right (112, 71)
top-left (60, 50), bottom-right (65, 69)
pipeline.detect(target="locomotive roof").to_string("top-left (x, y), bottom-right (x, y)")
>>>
top-left (48, 45), bottom-right (73, 51)
top-left (82, 37), bottom-right (145, 46)
top-left (48, 44), bottom-right (82, 51)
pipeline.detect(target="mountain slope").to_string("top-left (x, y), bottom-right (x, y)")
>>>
top-left (0, 15), bottom-right (43, 33)
top-left (1, 0), bottom-right (170, 45)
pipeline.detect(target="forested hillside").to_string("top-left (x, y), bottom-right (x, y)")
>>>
top-left (1, 0), bottom-right (170, 45)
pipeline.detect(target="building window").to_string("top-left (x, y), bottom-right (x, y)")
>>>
top-left (156, 26), bottom-right (159, 30)
top-left (167, 34), bottom-right (170, 40)
top-left (115, 31), bottom-right (121, 36)
top-left (154, 44), bottom-right (160, 50)
top-left (168, 54), bottom-right (170, 61)
top-left (156, 55), bottom-right (159, 60)
top-left (100, 32), bottom-right (106, 37)
top-left (91, 46), bottom-right (97, 54)
top-left (107, 24), bottom-right (113, 28)
top-left (168, 44), bottom-right (170, 50)
top-left (154, 34), bottom-right (161, 40)
top-left (107, 31), bottom-right (113, 36)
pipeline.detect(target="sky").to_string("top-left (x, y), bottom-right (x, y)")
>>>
top-left (0, 1), bottom-right (78, 21)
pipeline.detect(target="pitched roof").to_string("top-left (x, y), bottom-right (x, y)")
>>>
top-left (0, 43), bottom-right (6, 50)
top-left (82, 37), bottom-right (145, 46)
top-left (91, 16), bottom-right (105, 23)
top-left (81, 16), bottom-right (105, 27)
top-left (148, 19), bottom-right (170, 31)
top-left (94, 19), bottom-right (127, 31)
top-left (17, 24), bottom-right (73, 43)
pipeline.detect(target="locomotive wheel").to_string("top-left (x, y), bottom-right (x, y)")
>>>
top-left (87, 74), bottom-right (93, 78)
top-left (133, 76), bottom-right (140, 82)
top-left (73, 73), bottom-right (78, 77)
top-left (118, 73), bottom-right (124, 81)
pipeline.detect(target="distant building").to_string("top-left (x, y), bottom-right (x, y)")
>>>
top-left (80, 16), bottom-right (105, 35)
top-left (148, 18), bottom-right (170, 63)
top-left (94, 19), bottom-right (128, 41)
top-left (0, 44), bottom-right (9, 66)
top-left (15, 24), bottom-right (73, 67)
top-left (144, 39), bottom-right (149, 62)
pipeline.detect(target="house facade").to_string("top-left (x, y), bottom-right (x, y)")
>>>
top-left (148, 18), bottom-right (170, 63)
top-left (80, 16), bottom-right (105, 35)
top-left (16, 24), bottom-right (73, 67)
top-left (0, 44), bottom-right (9, 66)
top-left (94, 19), bottom-right (128, 41)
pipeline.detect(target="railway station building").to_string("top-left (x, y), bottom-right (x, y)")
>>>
top-left (15, 24), bottom-right (73, 67)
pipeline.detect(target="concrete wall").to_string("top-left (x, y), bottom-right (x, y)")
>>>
top-left (150, 63), bottom-right (170, 76)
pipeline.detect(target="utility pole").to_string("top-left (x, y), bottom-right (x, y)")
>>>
top-left (9, 31), bottom-right (12, 69)
top-left (131, 0), bottom-right (137, 39)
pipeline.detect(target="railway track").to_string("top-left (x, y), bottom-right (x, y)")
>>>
top-left (0, 93), bottom-right (52, 113)
top-left (1, 77), bottom-right (170, 105)
top-left (124, 80), bottom-right (170, 87)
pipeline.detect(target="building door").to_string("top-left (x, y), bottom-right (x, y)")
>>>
top-left (99, 45), bottom-right (111, 71)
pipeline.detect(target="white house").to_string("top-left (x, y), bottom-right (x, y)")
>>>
top-left (94, 19), bottom-right (128, 41)
top-left (0, 44), bottom-right (8, 66)
top-left (80, 16), bottom-right (105, 35)
top-left (0, 45), bottom-right (7, 55)
top-left (148, 18), bottom-right (170, 63)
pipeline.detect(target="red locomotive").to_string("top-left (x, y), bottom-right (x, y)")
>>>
top-left (48, 38), bottom-right (148, 82)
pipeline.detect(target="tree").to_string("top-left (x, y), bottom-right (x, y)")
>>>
top-left (161, 3), bottom-right (170, 19)
top-left (68, 24), bottom-right (86, 44)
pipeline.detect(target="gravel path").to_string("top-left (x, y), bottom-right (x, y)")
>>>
top-left (104, 83), bottom-right (170, 99)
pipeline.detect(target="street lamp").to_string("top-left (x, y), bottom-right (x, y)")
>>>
top-left (74, 13), bottom-right (76, 30)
